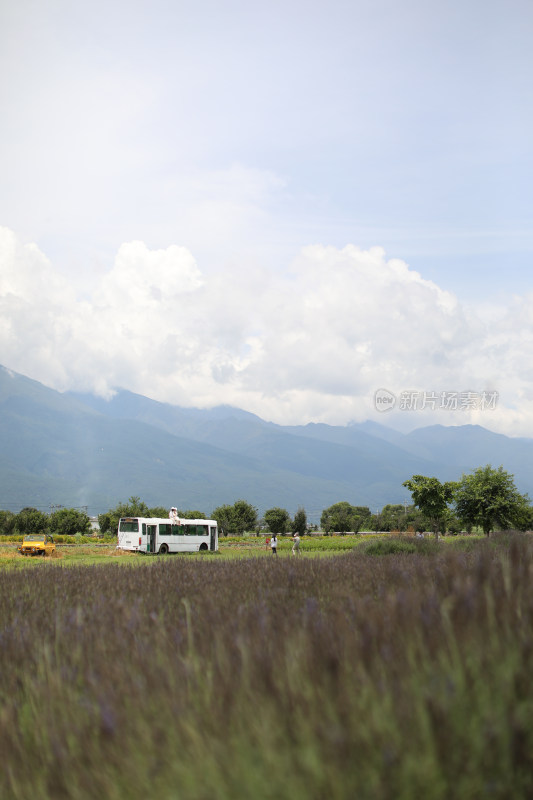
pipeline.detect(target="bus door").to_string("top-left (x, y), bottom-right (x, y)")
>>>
top-left (147, 525), bottom-right (157, 553)
top-left (210, 526), bottom-right (217, 551)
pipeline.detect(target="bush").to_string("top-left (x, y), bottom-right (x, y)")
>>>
top-left (364, 537), bottom-right (441, 556)
top-left (365, 538), bottom-right (417, 555)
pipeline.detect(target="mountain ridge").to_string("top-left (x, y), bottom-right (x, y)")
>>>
top-left (1, 365), bottom-right (531, 519)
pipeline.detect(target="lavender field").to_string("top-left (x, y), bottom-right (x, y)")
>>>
top-left (1, 535), bottom-right (532, 799)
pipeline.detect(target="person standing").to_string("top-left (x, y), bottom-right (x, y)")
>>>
top-left (270, 534), bottom-right (278, 555)
top-left (292, 533), bottom-right (301, 555)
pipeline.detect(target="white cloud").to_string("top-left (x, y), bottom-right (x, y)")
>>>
top-left (1, 226), bottom-right (532, 436)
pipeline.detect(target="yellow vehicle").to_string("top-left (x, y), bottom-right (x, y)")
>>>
top-left (18, 534), bottom-right (56, 556)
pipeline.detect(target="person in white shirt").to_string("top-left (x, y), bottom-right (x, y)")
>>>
top-left (270, 534), bottom-right (278, 555)
top-left (292, 533), bottom-right (301, 555)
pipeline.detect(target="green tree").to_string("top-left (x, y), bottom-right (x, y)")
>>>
top-left (321, 502), bottom-right (366, 535)
top-left (177, 510), bottom-right (207, 519)
top-left (514, 502), bottom-right (533, 532)
top-left (403, 476), bottom-right (456, 537)
top-left (454, 465), bottom-right (530, 536)
top-left (264, 507), bottom-right (290, 535)
top-left (0, 510), bottom-right (16, 536)
top-left (232, 500), bottom-right (258, 535)
top-left (211, 505), bottom-right (234, 536)
top-left (98, 496), bottom-right (150, 535)
top-left (148, 506), bottom-right (169, 518)
top-left (212, 500), bottom-right (257, 535)
top-left (15, 507), bottom-right (50, 536)
top-left (49, 508), bottom-right (91, 537)
top-left (379, 504), bottom-right (405, 532)
top-left (291, 507), bottom-right (307, 536)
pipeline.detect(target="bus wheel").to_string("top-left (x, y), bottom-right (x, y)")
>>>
top-left (159, 543), bottom-right (169, 555)
top-left (199, 543), bottom-right (208, 552)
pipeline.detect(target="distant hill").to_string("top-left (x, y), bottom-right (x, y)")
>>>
top-left (1, 365), bottom-right (531, 519)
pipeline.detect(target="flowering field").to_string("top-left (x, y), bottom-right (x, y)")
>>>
top-left (1, 534), bottom-right (532, 799)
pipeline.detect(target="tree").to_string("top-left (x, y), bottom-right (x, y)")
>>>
top-left (321, 502), bottom-right (367, 535)
top-left (0, 510), bottom-right (16, 536)
top-left (232, 500), bottom-right (258, 535)
top-left (211, 505), bottom-right (234, 536)
top-left (514, 502), bottom-right (533, 532)
top-left (212, 501), bottom-right (257, 536)
top-left (403, 476), bottom-right (456, 537)
top-left (454, 465), bottom-right (530, 536)
top-left (98, 496), bottom-right (150, 535)
top-left (379, 504), bottom-right (406, 532)
top-left (177, 510), bottom-right (207, 519)
top-left (49, 508), bottom-right (91, 537)
top-left (291, 507), bottom-right (307, 536)
top-left (148, 506), bottom-right (169, 519)
top-left (264, 507), bottom-right (290, 535)
top-left (15, 507), bottom-right (50, 536)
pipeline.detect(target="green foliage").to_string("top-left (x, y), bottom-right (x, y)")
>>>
top-left (365, 538), bottom-right (418, 555)
top-left (49, 508), bottom-right (91, 537)
top-left (212, 500), bottom-right (258, 535)
top-left (232, 499), bottom-right (257, 534)
top-left (210, 504), bottom-right (234, 536)
top-left (177, 509), bottom-right (207, 519)
top-left (291, 507), bottom-right (307, 536)
top-left (0, 510), bottom-right (16, 536)
top-left (15, 507), bottom-right (50, 536)
top-left (97, 497), bottom-right (208, 535)
top-left (264, 507), bottom-right (290, 534)
top-left (98, 496), bottom-right (150, 534)
top-left (321, 501), bottom-right (370, 534)
top-left (148, 506), bottom-right (168, 518)
top-left (454, 464), bottom-right (530, 535)
top-left (364, 537), bottom-right (440, 555)
top-left (403, 475), bottom-right (456, 535)
top-left (149, 506), bottom-right (206, 519)
top-left (370, 503), bottom-right (422, 532)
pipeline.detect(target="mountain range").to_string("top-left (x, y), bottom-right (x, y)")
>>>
top-left (1, 364), bottom-right (531, 521)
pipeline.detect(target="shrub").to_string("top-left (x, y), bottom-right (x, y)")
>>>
top-left (365, 538), bottom-right (418, 555)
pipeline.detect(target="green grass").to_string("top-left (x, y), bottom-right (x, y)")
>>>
top-left (0, 532), bottom-right (486, 568)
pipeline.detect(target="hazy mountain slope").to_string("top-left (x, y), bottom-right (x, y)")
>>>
top-left (0, 368), bottom-right (421, 515)
top-left (2, 367), bottom-right (532, 516)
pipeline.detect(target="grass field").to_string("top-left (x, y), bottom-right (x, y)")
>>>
top-left (0, 533), bottom-right (531, 798)
top-left (0, 532), bottom-right (483, 568)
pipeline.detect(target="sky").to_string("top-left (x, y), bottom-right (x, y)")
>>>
top-left (1, 0), bottom-right (532, 436)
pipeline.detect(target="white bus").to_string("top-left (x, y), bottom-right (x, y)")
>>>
top-left (117, 517), bottom-right (218, 554)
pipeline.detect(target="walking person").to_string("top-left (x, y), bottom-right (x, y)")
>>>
top-left (291, 533), bottom-right (301, 555)
top-left (270, 534), bottom-right (278, 555)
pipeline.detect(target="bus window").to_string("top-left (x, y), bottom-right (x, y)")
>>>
top-left (159, 524), bottom-right (172, 535)
top-left (119, 519), bottom-right (139, 532)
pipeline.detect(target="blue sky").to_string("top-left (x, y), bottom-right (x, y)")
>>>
top-left (1, 0), bottom-right (532, 434)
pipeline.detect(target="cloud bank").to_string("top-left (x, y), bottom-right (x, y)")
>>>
top-left (1, 226), bottom-right (531, 435)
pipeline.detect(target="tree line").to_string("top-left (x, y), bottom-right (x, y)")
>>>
top-left (0, 507), bottom-right (92, 537)
top-left (1, 464), bottom-right (531, 538)
top-left (403, 464), bottom-right (532, 536)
